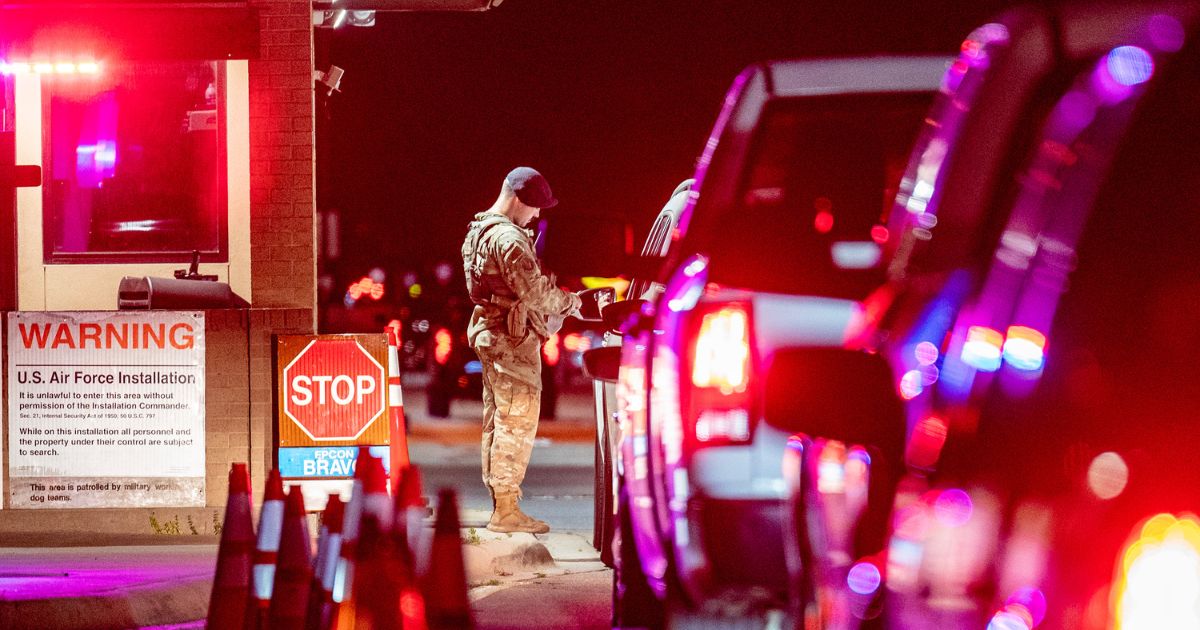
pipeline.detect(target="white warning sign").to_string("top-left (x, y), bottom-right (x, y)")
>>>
top-left (6, 311), bottom-right (206, 508)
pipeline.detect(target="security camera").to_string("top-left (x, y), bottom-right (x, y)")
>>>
top-left (314, 65), bottom-right (343, 96)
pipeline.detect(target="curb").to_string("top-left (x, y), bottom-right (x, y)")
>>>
top-left (0, 571), bottom-right (211, 630)
top-left (461, 526), bottom-right (605, 599)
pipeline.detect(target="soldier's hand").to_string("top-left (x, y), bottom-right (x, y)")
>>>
top-left (575, 287), bottom-right (615, 321)
top-left (596, 290), bottom-right (613, 313)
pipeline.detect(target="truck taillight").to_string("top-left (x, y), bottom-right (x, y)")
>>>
top-left (691, 307), bottom-right (750, 393)
top-left (686, 304), bottom-right (754, 445)
top-left (433, 328), bottom-right (452, 365)
top-left (1113, 513), bottom-right (1200, 629)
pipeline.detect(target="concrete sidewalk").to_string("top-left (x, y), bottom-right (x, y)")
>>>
top-left (0, 522), bottom-right (601, 629)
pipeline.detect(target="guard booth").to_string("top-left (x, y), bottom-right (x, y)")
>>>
top-left (0, 1), bottom-right (319, 536)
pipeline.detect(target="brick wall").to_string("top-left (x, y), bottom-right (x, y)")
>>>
top-left (205, 308), bottom-right (314, 505)
top-left (249, 0), bottom-right (317, 310)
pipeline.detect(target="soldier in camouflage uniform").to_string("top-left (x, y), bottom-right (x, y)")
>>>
top-left (462, 167), bottom-right (583, 534)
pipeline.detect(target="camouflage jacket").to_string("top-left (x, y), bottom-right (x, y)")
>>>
top-left (461, 212), bottom-right (581, 352)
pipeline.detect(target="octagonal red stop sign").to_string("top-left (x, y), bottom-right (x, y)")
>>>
top-left (284, 339), bottom-right (386, 440)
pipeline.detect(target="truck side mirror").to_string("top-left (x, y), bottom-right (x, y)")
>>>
top-left (602, 299), bottom-right (652, 333)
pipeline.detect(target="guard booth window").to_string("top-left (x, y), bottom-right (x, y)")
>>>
top-left (42, 61), bottom-right (226, 263)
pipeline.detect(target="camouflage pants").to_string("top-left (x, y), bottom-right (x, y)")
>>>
top-left (477, 353), bottom-right (542, 498)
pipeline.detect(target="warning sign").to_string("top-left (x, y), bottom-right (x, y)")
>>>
top-left (6, 311), bottom-right (206, 508)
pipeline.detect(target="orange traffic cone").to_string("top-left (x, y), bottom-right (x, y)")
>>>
top-left (268, 485), bottom-right (313, 629)
top-left (386, 328), bottom-right (411, 491)
top-left (246, 469), bottom-right (286, 630)
top-left (307, 495), bottom-right (344, 630)
top-left (206, 463), bottom-right (255, 629)
top-left (421, 489), bottom-right (473, 630)
top-left (329, 449), bottom-right (373, 628)
top-left (391, 466), bottom-right (428, 630)
top-left (352, 456), bottom-right (396, 629)
top-left (393, 465), bottom-right (426, 573)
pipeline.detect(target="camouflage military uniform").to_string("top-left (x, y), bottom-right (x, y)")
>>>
top-left (462, 212), bottom-right (581, 499)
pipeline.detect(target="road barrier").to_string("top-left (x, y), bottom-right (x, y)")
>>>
top-left (206, 462), bottom-right (255, 629)
top-left (269, 486), bottom-right (313, 628)
top-left (246, 469), bottom-right (286, 630)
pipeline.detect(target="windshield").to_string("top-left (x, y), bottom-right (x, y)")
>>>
top-left (705, 92), bottom-right (931, 299)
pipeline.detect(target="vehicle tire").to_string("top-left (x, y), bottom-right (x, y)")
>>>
top-left (613, 484), bottom-right (665, 630)
top-left (427, 381), bottom-right (452, 418)
top-left (593, 422), bottom-right (615, 567)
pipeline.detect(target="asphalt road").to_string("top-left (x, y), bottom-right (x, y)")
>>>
top-left (474, 569), bottom-right (613, 630)
top-left (405, 374), bottom-right (612, 630)
top-left (404, 372), bottom-right (599, 535)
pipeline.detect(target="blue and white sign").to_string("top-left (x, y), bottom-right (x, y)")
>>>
top-left (278, 445), bottom-right (390, 478)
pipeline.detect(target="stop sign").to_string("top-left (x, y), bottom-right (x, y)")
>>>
top-left (283, 339), bottom-right (386, 440)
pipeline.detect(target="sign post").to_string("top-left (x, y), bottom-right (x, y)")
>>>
top-left (276, 335), bottom-right (390, 494)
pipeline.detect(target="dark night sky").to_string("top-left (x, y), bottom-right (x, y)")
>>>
top-left (320, 0), bottom-right (1012, 287)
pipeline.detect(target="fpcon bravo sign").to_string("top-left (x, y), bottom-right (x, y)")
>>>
top-left (277, 335), bottom-right (389, 458)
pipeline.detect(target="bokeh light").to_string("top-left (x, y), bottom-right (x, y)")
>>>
top-left (1114, 514), bottom-right (1200, 629)
top-left (1006, 586), bottom-right (1047, 626)
top-left (1106, 46), bottom-right (1155, 87)
top-left (1087, 451), bottom-right (1129, 500)
top-left (988, 610), bottom-right (1031, 630)
top-left (915, 340), bottom-right (940, 366)
top-left (900, 369), bottom-right (924, 399)
top-left (847, 561), bottom-right (882, 595)
top-left (1148, 14), bottom-right (1186, 53)
top-left (933, 488), bottom-right (973, 527)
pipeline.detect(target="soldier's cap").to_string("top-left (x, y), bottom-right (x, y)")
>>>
top-left (505, 167), bottom-right (558, 209)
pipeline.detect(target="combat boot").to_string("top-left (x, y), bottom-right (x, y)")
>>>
top-left (487, 493), bottom-right (550, 534)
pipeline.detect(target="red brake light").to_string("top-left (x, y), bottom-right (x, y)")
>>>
top-left (687, 304), bottom-right (754, 445)
top-left (433, 328), bottom-right (452, 365)
top-left (542, 333), bottom-right (560, 366)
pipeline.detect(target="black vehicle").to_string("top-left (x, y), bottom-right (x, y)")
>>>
top-left (854, 4), bottom-right (1200, 628)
